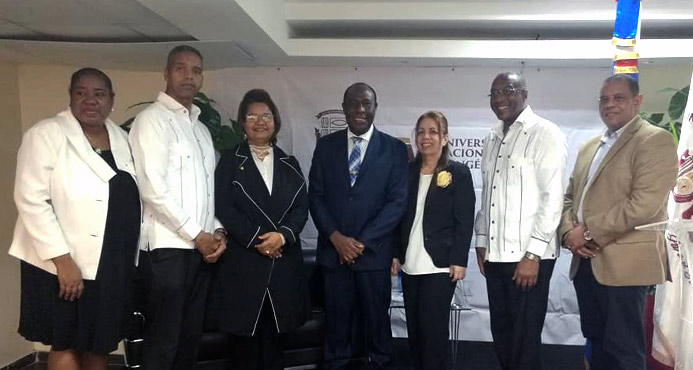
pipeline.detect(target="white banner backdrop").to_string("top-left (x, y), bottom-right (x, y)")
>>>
top-left (206, 66), bottom-right (608, 345)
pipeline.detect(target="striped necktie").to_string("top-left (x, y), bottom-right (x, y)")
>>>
top-left (349, 137), bottom-right (363, 186)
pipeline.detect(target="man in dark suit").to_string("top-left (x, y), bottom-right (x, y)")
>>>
top-left (309, 82), bottom-right (409, 369)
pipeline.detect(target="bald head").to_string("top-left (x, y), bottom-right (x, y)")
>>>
top-left (493, 72), bottom-right (527, 92)
top-left (489, 72), bottom-right (529, 128)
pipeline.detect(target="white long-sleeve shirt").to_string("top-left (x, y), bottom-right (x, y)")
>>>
top-left (129, 92), bottom-right (220, 251)
top-left (402, 174), bottom-right (449, 274)
top-left (474, 106), bottom-right (567, 262)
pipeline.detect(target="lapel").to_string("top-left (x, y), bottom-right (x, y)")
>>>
top-left (234, 143), bottom-right (306, 226)
top-left (574, 138), bottom-right (601, 202)
top-left (105, 120), bottom-right (136, 181)
top-left (270, 148), bottom-right (293, 220)
top-left (270, 150), bottom-right (282, 202)
top-left (56, 110), bottom-right (115, 183)
top-left (353, 127), bottom-right (381, 186)
top-left (590, 118), bottom-right (643, 185)
top-left (276, 151), bottom-right (307, 223)
top-left (233, 143), bottom-right (273, 216)
top-left (404, 163), bottom-right (421, 229)
top-left (423, 167), bottom-right (441, 214)
top-left (334, 130), bottom-right (351, 191)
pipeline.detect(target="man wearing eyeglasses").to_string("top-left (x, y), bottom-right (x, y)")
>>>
top-left (309, 82), bottom-right (409, 369)
top-left (474, 72), bottom-right (567, 370)
top-left (560, 75), bottom-right (677, 370)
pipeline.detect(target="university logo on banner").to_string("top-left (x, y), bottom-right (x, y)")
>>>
top-left (315, 109), bottom-right (347, 139)
top-left (314, 109), bottom-right (415, 159)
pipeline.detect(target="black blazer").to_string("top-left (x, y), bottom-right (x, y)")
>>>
top-left (309, 128), bottom-right (409, 270)
top-left (214, 142), bottom-right (309, 335)
top-left (395, 160), bottom-right (475, 268)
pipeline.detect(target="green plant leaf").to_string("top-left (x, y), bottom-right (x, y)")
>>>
top-left (125, 101), bottom-right (153, 111)
top-left (658, 87), bottom-right (684, 94)
top-left (672, 121), bottom-right (682, 146)
top-left (668, 85), bottom-right (690, 120)
top-left (647, 112), bottom-right (665, 125)
top-left (121, 91), bottom-right (244, 154)
top-left (216, 125), bottom-right (243, 152)
top-left (194, 96), bottom-right (222, 138)
top-left (193, 91), bottom-right (215, 105)
top-left (230, 118), bottom-right (243, 136)
top-left (121, 117), bottom-right (135, 132)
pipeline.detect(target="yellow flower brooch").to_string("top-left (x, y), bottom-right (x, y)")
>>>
top-left (436, 170), bottom-right (452, 188)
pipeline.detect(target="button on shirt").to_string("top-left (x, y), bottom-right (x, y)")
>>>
top-left (129, 92), bottom-right (220, 251)
top-left (577, 119), bottom-right (632, 223)
top-left (474, 106), bottom-right (567, 262)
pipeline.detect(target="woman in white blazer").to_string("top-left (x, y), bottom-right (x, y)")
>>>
top-left (9, 68), bottom-right (140, 370)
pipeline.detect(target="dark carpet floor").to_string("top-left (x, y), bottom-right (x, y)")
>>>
top-left (20, 339), bottom-right (585, 370)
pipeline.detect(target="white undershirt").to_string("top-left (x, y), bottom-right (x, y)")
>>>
top-left (402, 174), bottom-right (450, 275)
top-left (251, 147), bottom-right (274, 195)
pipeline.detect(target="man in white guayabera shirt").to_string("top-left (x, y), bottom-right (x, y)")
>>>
top-left (474, 72), bottom-right (567, 370)
top-left (129, 45), bottom-right (227, 370)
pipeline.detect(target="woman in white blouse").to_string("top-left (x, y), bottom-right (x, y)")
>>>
top-left (391, 111), bottom-right (476, 370)
top-left (214, 89), bottom-right (309, 370)
top-left (9, 68), bottom-right (140, 369)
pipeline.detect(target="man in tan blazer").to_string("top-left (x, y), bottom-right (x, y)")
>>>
top-left (560, 74), bottom-right (677, 370)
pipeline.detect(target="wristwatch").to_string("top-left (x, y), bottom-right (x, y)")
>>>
top-left (524, 251), bottom-right (540, 262)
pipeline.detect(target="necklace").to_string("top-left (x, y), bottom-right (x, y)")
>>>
top-left (249, 143), bottom-right (271, 160)
top-left (83, 131), bottom-right (104, 154)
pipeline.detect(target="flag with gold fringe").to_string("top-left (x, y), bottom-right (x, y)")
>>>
top-left (612, 0), bottom-right (641, 80)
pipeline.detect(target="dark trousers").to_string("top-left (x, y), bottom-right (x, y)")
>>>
top-left (401, 272), bottom-right (456, 370)
top-left (485, 259), bottom-right (555, 370)
top-left (140, 248), bottom-right (212, 370)
top-left (322, 266), bottom-right (393, 370)
top-left (573, 258), bottom-right (647, 370)
top-left (228, 295), bottom-right (282, 370)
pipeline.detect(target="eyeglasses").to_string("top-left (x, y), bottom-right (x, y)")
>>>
top-left (245, 113), bottom-right (274, 123)
top-left (598, 95), bottom-right (629, 105)
top-left (487, 86), bottom-right (523, 98)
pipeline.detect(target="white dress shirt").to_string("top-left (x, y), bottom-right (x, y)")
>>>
top-left (577, 117), bottom-right (634, 223)
top-left (251, 146), bottom-right (274, 195)
top-left (347, 123), bottom-right (374, 160)
top-left (402, 174), bottom-right (450, 274)
top-left (129, 92), bottom-right (220, 251)
top-left (474, 106), bottom-right (567, 262)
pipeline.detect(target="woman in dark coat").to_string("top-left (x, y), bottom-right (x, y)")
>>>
top-left (391, 111), bottom-right (476, 370)
top-left (215, 89), bottom-right (309, 370)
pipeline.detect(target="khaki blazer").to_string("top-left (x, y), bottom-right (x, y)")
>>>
top-left (559, 117), bottom-right (677, 286)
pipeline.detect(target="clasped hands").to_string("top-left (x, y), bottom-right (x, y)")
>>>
top-left (194, 229), bottom-right (227, 263)
top-left (254, 232), bottom-right (284, 259)
top-left (562, 222), bottom-right (601, 259)
top-left (330, 231), bottom-right (364, 265)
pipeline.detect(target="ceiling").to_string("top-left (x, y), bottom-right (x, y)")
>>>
top-left (0, 0), bottom-right (692, 70)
